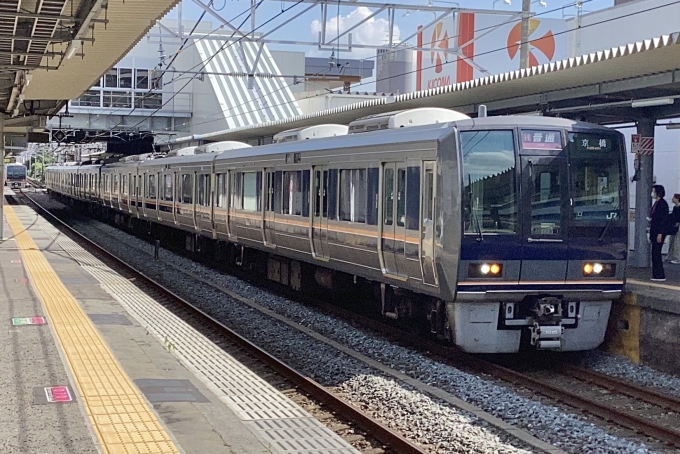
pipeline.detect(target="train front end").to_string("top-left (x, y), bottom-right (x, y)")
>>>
top-left (451, 121), bottom-right (627, 353)
top-left (6, 164), bottom-right (27, 189)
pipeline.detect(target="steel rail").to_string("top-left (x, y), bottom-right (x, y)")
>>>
top-left (561, 364), bottom-right (680, 414)
top-left (20, 193), bottom-right (428, 454)
top-left (472, 360), bottom-right (680, 448)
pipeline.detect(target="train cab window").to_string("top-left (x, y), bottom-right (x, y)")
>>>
top-left (340, 169), bottom-right (366, 223)
top-left (163, 174), bottom-right (173, 201)
top-left (461, 130), bottom-right (517, 234)
top-left (148, 174), bottom-right (156, 198)
top-left (181, 174), bottom-right (193, 204)
top-left (567, 133), bottom-right (624, 237)
top-left (215, 173), bottom-right (226, 207)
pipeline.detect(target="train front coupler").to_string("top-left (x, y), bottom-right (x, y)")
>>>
top-left (528, 297), bottom-right (565, 350)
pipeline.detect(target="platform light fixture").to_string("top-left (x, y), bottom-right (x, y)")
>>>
top-left (631, 97), bottom-right (675, 108)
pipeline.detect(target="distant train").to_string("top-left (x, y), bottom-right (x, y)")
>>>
top-left (5, 163), bottom-right (27, 189)
top-left (45, 108), bottom-right (628, 353)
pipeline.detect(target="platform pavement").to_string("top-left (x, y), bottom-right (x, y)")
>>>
top-left (0, 191), bottom-right (339, 453)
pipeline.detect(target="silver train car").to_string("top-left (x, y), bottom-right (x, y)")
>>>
top-left (46, 108), bottom-right (628, 353)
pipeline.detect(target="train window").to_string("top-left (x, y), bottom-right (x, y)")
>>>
top-left (384, 168), bottom-right (394, 226)
top-left (567, 133), bottom-right (624, 236)
top-left (266, 172), bottom-right (274, 211)
top-left (339, 169), bottom-right (366, 223)
top-left (197, 174), bottom-right (211, 207)
top-left (367, 168), bottom-right (379, 225)
top-left (231, 172), bottom-right (242, 208)
top-left (242, 171), bottom-right (261, 211)
top-left (163, 174), bottom-right (173, 201)
top-left (148, 174), bottom-right (156, 198)
top-left (114, 174), bottom-right (119, 194)
top-left (424, 168), bottom-right (435, 222)
top-left (328, 169), bottom-right (338, 220)
top-left (215, 174), bottom-right (226, 207)
top-left (461, 130), bottom-right (517, 234)
top-left (282, 171), bottom-right (303, 216)
top-left (396, 168), bottom-right (406, 227)
top-left (122, 175), bottom-right (128, 195)
top-left (302, 170), bottom-right (310, 217)
top-left (406, 166), bottom-right (421, 230)
top-left (182, 174), bottom-right (193, 204)
top-left (273, 171), bottom-right (283, 213)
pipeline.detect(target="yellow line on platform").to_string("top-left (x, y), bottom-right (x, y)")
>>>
top-left (5, 206), bottom-right (180, 454)
top-left (627, 278), bottom-right (680, 291)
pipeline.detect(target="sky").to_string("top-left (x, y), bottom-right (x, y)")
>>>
top-left (165, 0), bottom-right (616, 62)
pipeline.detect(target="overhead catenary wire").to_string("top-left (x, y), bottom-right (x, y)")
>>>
top-left (165, 0), bottom-right (680, 137)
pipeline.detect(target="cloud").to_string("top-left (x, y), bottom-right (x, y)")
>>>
top-left (311, 7), bottom-right (400, 59)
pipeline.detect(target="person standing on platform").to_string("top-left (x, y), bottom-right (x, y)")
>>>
top-left (649, 184), bottom-right (669, 281)
top-left (666, 193), bottom-right (680, 264)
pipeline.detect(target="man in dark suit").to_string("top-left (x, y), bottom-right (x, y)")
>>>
top-left (649, 184), bottom-right (669, 281)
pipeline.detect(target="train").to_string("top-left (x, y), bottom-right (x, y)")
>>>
top-left (45, 108), bottom-right (628, 353)
top-left (5, 163), bottom-right (27, 189)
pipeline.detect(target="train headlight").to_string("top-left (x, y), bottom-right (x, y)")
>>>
top-left (582, 262), bottom-right (616, 277)
top-left (468, 263), bottom-right (503, 278)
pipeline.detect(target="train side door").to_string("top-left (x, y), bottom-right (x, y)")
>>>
top-left (520, 155), bottom-right (569, 281)
top-left (311, 166), bottom-right (329, 259)
top-left (263, 169), bottom-right (276, 247)
top-left (420, 162), bottom-right (438, 286)
top-left (382, 162), bottom-right (407, 277)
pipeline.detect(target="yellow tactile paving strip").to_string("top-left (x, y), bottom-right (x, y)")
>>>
top-left (5, 206), bottom-right (181, 454)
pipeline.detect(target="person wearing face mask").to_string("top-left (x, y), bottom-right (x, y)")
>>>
top-left (649, 184), bottom-right (669, 281)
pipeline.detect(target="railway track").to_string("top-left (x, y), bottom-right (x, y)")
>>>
top-left (17, 191), bottom-right (427, 454)
top-left (24, 189), bottom-right (680, 452)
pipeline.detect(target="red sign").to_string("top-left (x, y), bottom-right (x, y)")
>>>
top-left (45, 386), bottom-right (72, 403)
top-left (521, 130), bottom-right (563, 150)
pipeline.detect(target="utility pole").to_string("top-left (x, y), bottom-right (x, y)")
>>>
top-left (519, 0), bottom-right (531, 69)
top-left (0, 115), bottom-right (5, 240)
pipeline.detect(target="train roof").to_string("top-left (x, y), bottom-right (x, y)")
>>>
top-left (454, 115), bottom-right (617, 132)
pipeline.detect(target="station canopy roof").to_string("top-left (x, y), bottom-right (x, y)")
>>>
top-left (0, 0), bottom-right (180, 137)
top-left (169, 30), bottom-right (680, 145)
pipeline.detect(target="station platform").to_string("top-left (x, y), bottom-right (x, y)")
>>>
top-left (0, 194), bottom-right (358, 453)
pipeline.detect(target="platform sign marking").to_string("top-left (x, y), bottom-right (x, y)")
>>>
top-left (631, 134), bottom-right (640, 153)
top-left (631, 134), bottom-right (654, 155)
top-left (10, 259), bottom-right (21, 264)
top-left (12, 316), bottom-right (46, 326)
top-left (45, 386), bottom-right (72, 403)
top-left (14, 278), bottom-right (27, 283)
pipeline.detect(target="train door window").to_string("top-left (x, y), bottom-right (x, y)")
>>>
top-left (328, 169), bottom-right (338, 220)
top-left (461, 130), bottom-right (517, 234)
top-left (114, 174), bottom-right (119, 194)
top-left (384, 167), bottom-right (394, 226)
top-left (182, 173), bottom-right (193, 204)
top-left (273, 171), bottom-right (282, 213)
top-left (241, 171), bottom-right (261, 211)
top-left (163, 174), bottom-right (173, 201)
top-left (122, 174), bottom-right (128, 196)
top-left (529, 162), bottom-right (563, 237)
top-left (302, 170), bottom-right (310, 217)
top-left (282, 171), bottom-right (302, 216)
top-left (396, 168), bottom-right (406, 227)
top-left (265, 171), bottom-right (274, 211)
top-left (367, 168), bottom-right (379, 225)
top-left (314, 170), bottom-right (321, 216)
top-left (148, 174), bottom-right (156, 198)
top-left (339, 169), bottom-right (366, 223)
top-left (202, 174), bottom-right (211, 206)
top-left (231, 172), bottom-right (242, 208)
top-left (215, 173), bottom-right (225, 207)
top-left (406, 166), bottom-right (421, 230)
top-left (198, 174), bottom-right (205, 206)
top-left (133, 176), bottom-right (137, 196)
top-left (423, 168), bottom-right (434, 222)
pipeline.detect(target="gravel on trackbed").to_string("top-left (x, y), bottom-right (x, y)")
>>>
top-left (37, 196), bottom-right (659, 454)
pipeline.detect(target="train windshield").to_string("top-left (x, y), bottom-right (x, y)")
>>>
top-left (7, 166), bottom-right (26, 178)
top-left (567, 132), bottom-right (624, 236)
top-left (461, 130), bottom-right (517, 234)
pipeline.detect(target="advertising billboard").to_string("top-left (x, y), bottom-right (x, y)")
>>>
top-left (416, 13), bottom-right (568, 91)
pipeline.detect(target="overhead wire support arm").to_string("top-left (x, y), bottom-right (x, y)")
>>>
top-left (191, 0), bottom-right (250, 39)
